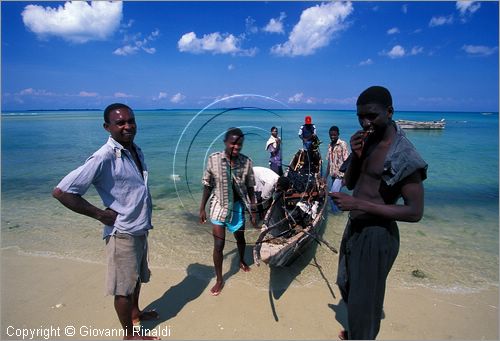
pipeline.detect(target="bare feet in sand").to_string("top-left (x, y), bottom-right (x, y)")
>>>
top-left (210, 281), bottom-right (224, 296)
top-left (239, 261), bottom-right (250, 272)
top-left (132, 310), bottom-right (159, 325)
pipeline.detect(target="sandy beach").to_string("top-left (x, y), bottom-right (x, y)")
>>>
top-left (1, 247), bottom-right (497, 340)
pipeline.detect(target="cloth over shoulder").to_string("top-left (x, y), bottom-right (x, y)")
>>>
top-left (265, 136), bottom-right (278, 150)
top-left (340, 124), bottom-right (427, 186)
top-left (382, 124), bottom-right (428, 186)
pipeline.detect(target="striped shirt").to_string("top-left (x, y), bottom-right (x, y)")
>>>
top-left (327, 139), bottom-right (350, 179)
top-left (202, 151), bottom-right (255, 222)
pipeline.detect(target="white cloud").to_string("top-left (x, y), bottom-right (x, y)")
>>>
top-left (150, 29), bottom-right (160, 39)
top-left (228, 64), bottom-right (235, 71)
top-left (456, 1), bottom-right (481, 16)
top-left (114, 92), bottom-right (133, 98)
top-left (19, 88), bottom-right (35, 95)
top-left (114, 29), bottom-right (160, 56)
top-left (122, 19), bottom-right (134, 29)
top-left (113, 45), bottom-right (139, 56)
top-left (288, 93), bottom-right (304, 103)
top-left (271, 2), bottom-right (353, 57)
top-left (142, 47), bottom-right (156, 54)
top-left (152, 92), bottom-right (168, 101)
top-left (386, 45), bottom-right (406, 58)
top-left (287, 93), bottom-right (316, 104)
top-left (429, 15), bottom-right (454, 27)
top-left (79, 91), bottom-right (98, 97)
top-left (178, 31), bottom-right (257, 56)
top-left (246, 17), bottom-right (259, 34)
top-left (323, 96), bottom-right (357, 105)
top-left (462, 45), bottom-right (498, 56)
top-left (410, 46), bottom-right (424, 55)
top-left (417, 96), bottom-right (454, 104)
top-left (19, 88), bottom-right (55, 96)
top-left (22, 1), bottom-right (122, 43)
top-left (171, 93), bottom-right (186, 104)
top-left (263, 12), bottom-right (286, 34)
top-left (359, 58), bottom-right (373, 66)
top-left (381, 45), bottom-right (423, 59)
top-left (387, 27), bottom-right (400, 35)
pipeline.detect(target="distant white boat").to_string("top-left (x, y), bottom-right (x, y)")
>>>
top-left (396, 118), bottom-right (445, 130)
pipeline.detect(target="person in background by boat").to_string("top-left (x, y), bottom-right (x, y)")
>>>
top-left (199, 127), bottom-right (257, 296)
top-left (52, 103), bottom-right (159, 340)
top-left (329, 86), bottom-right (427, 340)
top-left (295, 115), bottom-right (322, 174)
top-left (253, 166), bottom-right (279, 220)
top-left (265, 126), bottom-right (283, 176)
top-left (298, 115), bottom-right (317, 150)
top-left (325, 126), bottom-right (350, 214)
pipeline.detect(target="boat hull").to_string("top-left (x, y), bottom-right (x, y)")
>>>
top-left (254, 148), bottom-right (328, 267)
top-left (395, 119), bottom-right (445, 129)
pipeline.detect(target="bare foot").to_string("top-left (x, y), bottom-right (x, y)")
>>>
top-left (338, 330), bottom-right (348, 340)
top-left (132, 310), bottom-right (159, 324)
top-left (239, 261), bottom-right (250, 272)
top-left (210, 281), bottom-right (224, 296)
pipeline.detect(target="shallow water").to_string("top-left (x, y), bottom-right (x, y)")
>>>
top-left (1, 106), bottom-right (498, 293)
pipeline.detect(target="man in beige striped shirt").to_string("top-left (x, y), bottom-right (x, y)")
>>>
top-left (325, 125), bottom-right (350, 213)
top-left (199, 127), bottom-right (257, 296)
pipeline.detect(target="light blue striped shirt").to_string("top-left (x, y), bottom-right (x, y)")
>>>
top-left (56, 137), bottom-right (153, 237)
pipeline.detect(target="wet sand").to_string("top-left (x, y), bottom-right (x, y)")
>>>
top-left (1, 248), bottom-right (498, 340)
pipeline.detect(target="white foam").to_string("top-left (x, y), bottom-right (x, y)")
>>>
top-left (2, 245), bottom-right (103, 265)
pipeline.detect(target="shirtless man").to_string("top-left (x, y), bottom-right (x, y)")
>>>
top-left (329, 86), bottom-right (427, 339)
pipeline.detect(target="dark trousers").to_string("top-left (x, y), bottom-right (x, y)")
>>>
top-left (270, 162), bottom-right (283, 176)
top-left (337, 218), bottom-right (399, 340)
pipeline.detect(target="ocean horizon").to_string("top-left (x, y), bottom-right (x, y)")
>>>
top-left (1, 107), bottom-right (498, 294)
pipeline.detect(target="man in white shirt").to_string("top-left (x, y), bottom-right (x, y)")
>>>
top-left (253, 166), bottom-right (280, 219)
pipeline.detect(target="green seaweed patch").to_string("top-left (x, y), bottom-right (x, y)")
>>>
top-left (416, 230), bottom-right (426, 237)
top-left (411, 269), bottom-right (426, 279)
top-left (8, 224), bottom-right (21, 229)
top-left (152, 205), bottom-right (164, 211)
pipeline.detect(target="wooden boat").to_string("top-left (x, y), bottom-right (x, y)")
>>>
top-left (253, 146), bottom-right (328, 267)
top-left (395, 118), bottom-right (445, 129)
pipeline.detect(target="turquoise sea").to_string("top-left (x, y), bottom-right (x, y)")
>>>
top-left (1, 104), bottom-right (498, 294)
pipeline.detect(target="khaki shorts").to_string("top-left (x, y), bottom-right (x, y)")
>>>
top-left (105, 233), bottom-right (150, 296)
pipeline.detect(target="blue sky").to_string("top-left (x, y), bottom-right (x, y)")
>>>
top-left (2, 1), bottom-right (498, 112)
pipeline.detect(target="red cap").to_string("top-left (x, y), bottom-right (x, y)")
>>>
top-left (305, 116), bottom-right (312, 124)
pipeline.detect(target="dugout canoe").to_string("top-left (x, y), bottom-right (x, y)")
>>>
top-left (253, 147), bottom-right (328, 267)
